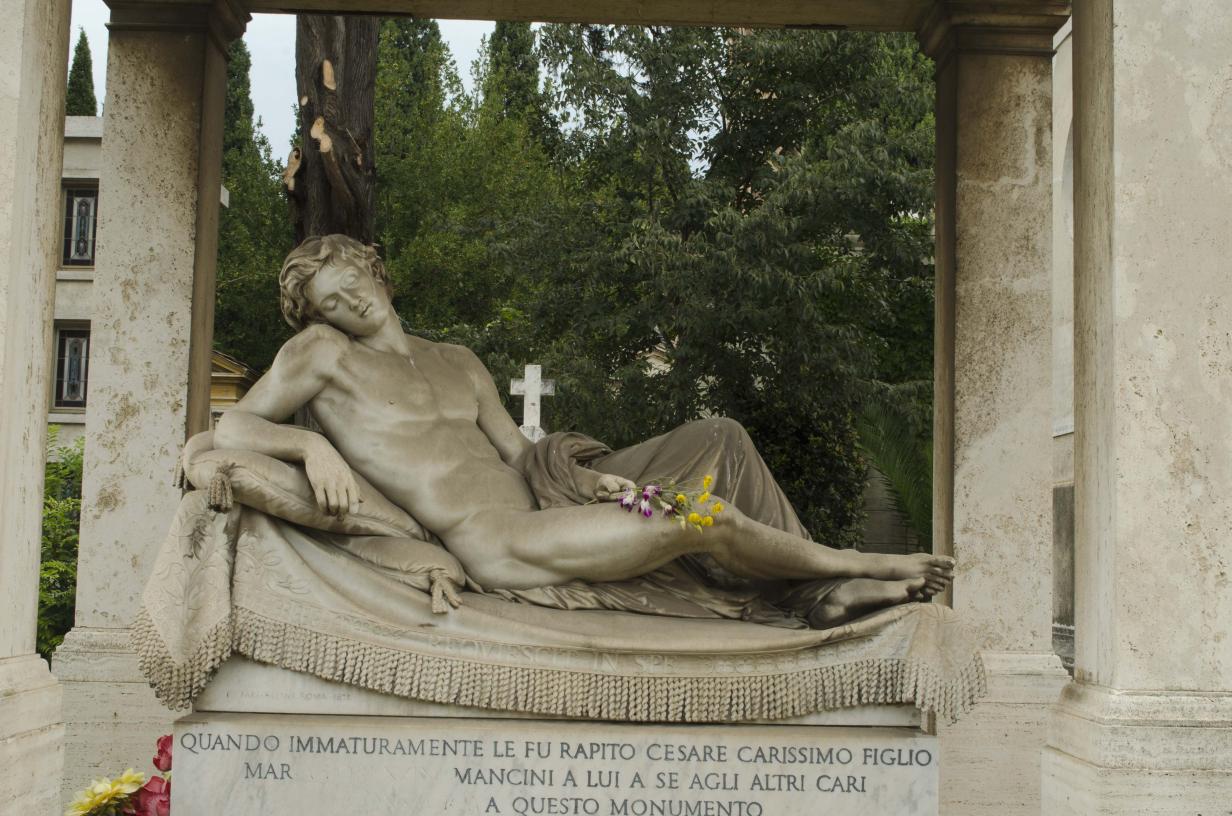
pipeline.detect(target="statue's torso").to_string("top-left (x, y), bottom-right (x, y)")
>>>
top-left (306, 335), bottom-right (537, 537)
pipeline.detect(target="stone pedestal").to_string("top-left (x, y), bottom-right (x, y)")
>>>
top-left (175, 659), bottom-right (937, 815)
top-left (54, 0), bottom-right (247, 802)
top-left (919, 6), bottom-right (1071, 813)
top-left (0, 656), bottom-right (65, 814)
top-left (53, 628), bottom-right (181, 800)
top-left (0, 0), bottom-right (71, 812)
top-left (1042, 0), bottom-right (1232, 809)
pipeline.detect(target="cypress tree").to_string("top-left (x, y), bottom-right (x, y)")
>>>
top-left (486, 22), bottom-right (539, 118)
top-left (65, 29), bottom-right (97, 117)
top-left (214, 39), bottom-right (294, 371)
top-left (482, 22), bottom-right (556, 154)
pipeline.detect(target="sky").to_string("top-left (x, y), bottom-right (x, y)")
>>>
top-left (69, 0), bottom-right (493, 153)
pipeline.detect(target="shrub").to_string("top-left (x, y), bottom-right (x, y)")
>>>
top-left (39, 427), bottom-right (83, 660)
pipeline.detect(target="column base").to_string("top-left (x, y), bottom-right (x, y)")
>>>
top-left (939, 650), bottom-right (1070, 815)
top-left (52, 627), bottom-right (175, 806)
top-left (0, 654), bottom-right (64, 815)
top-left (1043, 681), bottom-right (1232, 815)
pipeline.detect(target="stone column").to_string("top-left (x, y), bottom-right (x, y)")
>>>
top-left (0, 1), bottom-right (71, 812)
top-left (52, 0), bottom-right (247, 801)
top-left (919, 4), bottom-right (1070, 813)
top-left (1042, 0), bottom-right (1232, 811)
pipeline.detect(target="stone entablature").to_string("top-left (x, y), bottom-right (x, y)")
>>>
top-left (242, 0), bottom-right (1068, 33)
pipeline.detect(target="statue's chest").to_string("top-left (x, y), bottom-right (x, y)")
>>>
top-left (340, 349), bottom-right (477, 422)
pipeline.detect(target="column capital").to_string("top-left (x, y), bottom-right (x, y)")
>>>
top-left (106, 0), bottom-right (249, 49)
top-left (918, 1), bottom-right (1070, 61)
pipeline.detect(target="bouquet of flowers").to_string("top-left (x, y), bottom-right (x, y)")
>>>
top-left (616, 473), bottom-right (725, 533)
top-left (66, 735), bottom-right (172, 816)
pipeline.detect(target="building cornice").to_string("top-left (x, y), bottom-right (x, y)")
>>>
top-left (917, 1), bottom-right (1070, 62)
top-left (105, 0), bottom-right (250, 51)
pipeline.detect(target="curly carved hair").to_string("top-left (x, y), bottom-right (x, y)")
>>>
top-left (278, 234), bottom-right (393, 331)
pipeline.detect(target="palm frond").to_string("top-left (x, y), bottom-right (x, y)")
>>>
top-left (856, 401), bottom-right (932, 549)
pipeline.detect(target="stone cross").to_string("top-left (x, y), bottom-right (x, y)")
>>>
top-left (510, 364), bottom-right (555, 442)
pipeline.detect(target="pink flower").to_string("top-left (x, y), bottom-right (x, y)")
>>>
top-left (619, 489), bottom-right (636, 509)
top-left (129, 775), bottom-right (170, 816)
top-left (639, 500), bottom-right (653, 518)
top-left (152, 734), bottom-right (172, 773)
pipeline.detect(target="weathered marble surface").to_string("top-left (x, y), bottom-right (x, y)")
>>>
top-left (1043, 0), bottom-right (1232, 806)
top-left (922, 13), bottom-right (1071, 815)
top-left (173, 712), bottom-right (937, 816)
top-left (56, 6), bottom-right (240, 803)
top-left (0, 0), bottom-right (70, 812)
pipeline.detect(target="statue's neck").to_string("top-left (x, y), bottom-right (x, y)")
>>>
top-left (357, 319), bottom-right (414, 360)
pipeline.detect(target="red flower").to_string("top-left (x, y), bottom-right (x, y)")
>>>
top-left (152, 734), bottom-right (172, 773)
top-left (129, 775), bottom-right (171, 816)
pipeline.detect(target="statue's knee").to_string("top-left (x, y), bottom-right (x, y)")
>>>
top-left (713, 498), bottom-right (749, 533)
top-left (697, 416), bottom-right (749, 447)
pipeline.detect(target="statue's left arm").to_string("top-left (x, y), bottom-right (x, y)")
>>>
top-left (451, 346), bottom-right (635, 501)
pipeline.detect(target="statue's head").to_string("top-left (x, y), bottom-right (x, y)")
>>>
top-left (279, 234), bottom-right (394, 335)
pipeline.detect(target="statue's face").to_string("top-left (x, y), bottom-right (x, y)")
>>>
top-left (304, 254), bottom-right (391, 337)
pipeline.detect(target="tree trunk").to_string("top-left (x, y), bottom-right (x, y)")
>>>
top-left (285, 15), bottom-right (379, 244)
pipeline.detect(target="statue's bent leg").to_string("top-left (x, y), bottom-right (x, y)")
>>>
top-left (592, 417), bottom-right (811, 538)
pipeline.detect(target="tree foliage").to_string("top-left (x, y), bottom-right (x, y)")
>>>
top-left (65, 28), bottom-right (97, 117)
top-left (213, 24), bottom-right (935, 545)
top-left (515, 27), bottom-right (933, 542)
top-left (39, 427), bottom-right (84, 660)
top-left (214, 39), bottom-right (294, 371)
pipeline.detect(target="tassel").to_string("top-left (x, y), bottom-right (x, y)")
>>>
top-left (207, 470), bottom-right (234, 511)
top-left (430, 571), bottom-right (463, 614)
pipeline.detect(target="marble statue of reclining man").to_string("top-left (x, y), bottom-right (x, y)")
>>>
top-left (213, 234), bottom-right (955, 628)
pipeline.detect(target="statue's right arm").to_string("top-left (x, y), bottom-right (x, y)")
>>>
top-left (214, 325), bottom-right (359, 516)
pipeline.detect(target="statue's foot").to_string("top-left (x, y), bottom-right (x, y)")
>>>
top-left (868, 552), bottom-right (956, 583)
top-left (810, 577), bottom-right (930, 628)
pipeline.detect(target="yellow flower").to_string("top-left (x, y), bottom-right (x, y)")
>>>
top-left (114, 769), bottom-right (145, 795)
top-left (65, 771), bottom-right (143, 816)
top-left (703, 475), bottom-right (714, 489)
top-left (698, 492), bottom-right (710, 503)
top-left (702, 516), bottom-right (714, 527)
top-left (687, 512), bottom-right (702, 525)
top-left (712, 502), bottom-right (724, 514)
top-left (675, 493), bottom-right (687, 505)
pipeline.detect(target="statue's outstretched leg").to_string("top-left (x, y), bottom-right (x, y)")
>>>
top-left (697, 502), bottom-right (953, 587)
top-left (448, 499), bottom-right (953, 594)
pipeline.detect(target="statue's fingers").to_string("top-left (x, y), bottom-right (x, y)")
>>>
top-left (324, 484), bottom-right (339, 515)
top-left (444, 579), bottom-right (463, 608)
top-left (313, 483), bottom-right (328, 513)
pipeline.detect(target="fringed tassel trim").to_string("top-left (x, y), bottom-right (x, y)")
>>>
top-left (132, 605), bottom-right (987, 722)
top-left (131, 606), bottom-right (235, 711)
top-left (240, 608), bottom-right (984, 722)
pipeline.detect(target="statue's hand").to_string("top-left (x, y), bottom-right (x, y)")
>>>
top-left (593, 473), bottom-right (639, 502)
top-left (303, 436), bottom-right (360, 516)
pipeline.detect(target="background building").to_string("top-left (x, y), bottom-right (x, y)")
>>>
top-left (48, 116), bottom-right (256, 454)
